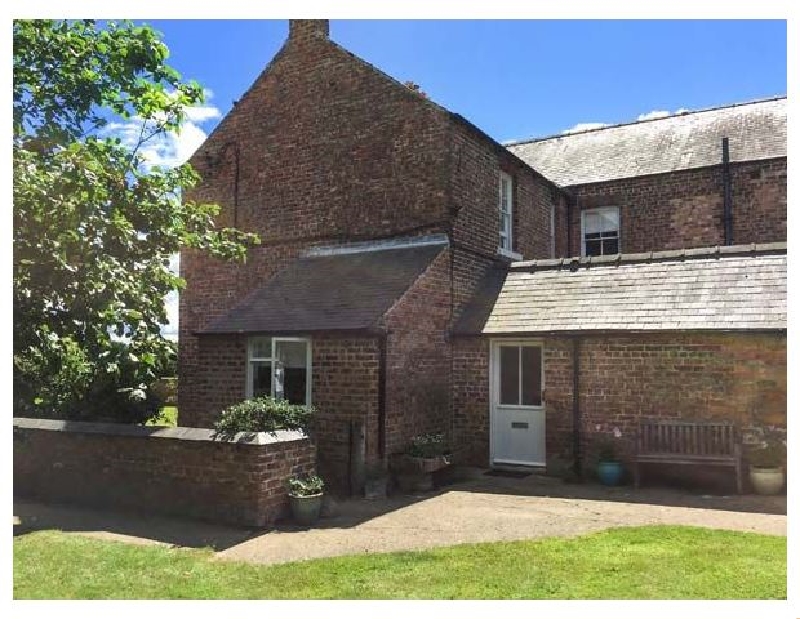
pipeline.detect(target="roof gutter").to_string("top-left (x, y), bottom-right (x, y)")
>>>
top-left (377, 332), bottom-right (387, 460)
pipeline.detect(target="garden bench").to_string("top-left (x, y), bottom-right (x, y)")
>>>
top-left (633, 419), bottom-right (743, 493)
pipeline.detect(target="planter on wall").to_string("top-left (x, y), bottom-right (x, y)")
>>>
top-left (749, 467), bottom-right (784, 495)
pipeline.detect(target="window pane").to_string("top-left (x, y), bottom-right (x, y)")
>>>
top-left (603, 237), bottom-right (619, 255)
top-left (499, 346), bottom-right (519, 405)
top-left (598, 209), bottom-right (619, 232)
top-left (275, 340), bottom-right (308, 405)
top-left (521, 346), bottom-right (542, 406)
top-left (250, 337), bottom-right (271, 359)
top-left (583, 208), bottom-right (619, 234)
top-left (250, 361), bottom-right (272, 398)
top-left (583, 210), bottom-right (601, 233)
top-left (585, 239), bottom-right (603, 256)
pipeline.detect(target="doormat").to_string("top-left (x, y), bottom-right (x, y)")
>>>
top-left (484, 469), bottom-right (531, 479)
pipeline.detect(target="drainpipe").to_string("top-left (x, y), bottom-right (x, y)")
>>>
top-left (572, 337), bottom-right (582, 476)
top-left (566, 195), bottom-right (573, 258)
top-left (377, 333), bottom-right (387, 460)
top-left (722, 137), bottom-right (733, 245)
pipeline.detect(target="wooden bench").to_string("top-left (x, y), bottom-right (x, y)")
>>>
top-left (633, 419), bottom-right (743, 494)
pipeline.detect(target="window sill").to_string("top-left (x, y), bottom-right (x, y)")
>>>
top-left (497, 247), bottom-right (523, 261)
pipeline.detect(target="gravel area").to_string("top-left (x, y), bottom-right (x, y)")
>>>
top-left (15, 470), bottom-right (786, 567)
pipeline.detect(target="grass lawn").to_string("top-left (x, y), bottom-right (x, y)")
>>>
top-left (146, 405), bottom-right (178, 427)
top-left (14, 525), bottom-right (785, 599)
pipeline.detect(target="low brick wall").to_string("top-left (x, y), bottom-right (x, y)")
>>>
top-left (13, 418), bottom-right (316, 528)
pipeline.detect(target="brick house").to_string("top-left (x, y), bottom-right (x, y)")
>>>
top-left (179, 20), bottom-right (786, 491)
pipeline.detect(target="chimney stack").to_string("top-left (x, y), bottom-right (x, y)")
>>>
top-left (288, 20), bottom-right (330, 43)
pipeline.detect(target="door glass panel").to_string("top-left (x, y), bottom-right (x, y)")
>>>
top-left (250, 361), bottom-right (272, 398)
top-left (521, 346), bottom-right (542, 406)
top-left (275, 340), bottom-right (308, 405)
top-left (499, 346), bottom-right (519, 405)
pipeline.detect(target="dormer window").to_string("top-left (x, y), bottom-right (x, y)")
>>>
top-left (499, 172), bottom-right (513, 252)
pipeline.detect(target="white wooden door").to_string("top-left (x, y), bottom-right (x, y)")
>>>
top-left (490, 341), bottom-right (546, 467)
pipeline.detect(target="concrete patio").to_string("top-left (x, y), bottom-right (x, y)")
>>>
top-left (14, 469), bottom-right (786, 566)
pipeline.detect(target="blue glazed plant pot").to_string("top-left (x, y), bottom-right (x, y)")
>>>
top-left (597, 461), bottom-right (624, 486)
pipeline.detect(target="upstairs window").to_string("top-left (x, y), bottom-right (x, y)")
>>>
top-left (247, 337), bottom-right (312, 406)
top-left (581, 207), bottom-right (620, 257)
top-left (499, 172), bottom-right (513, 252)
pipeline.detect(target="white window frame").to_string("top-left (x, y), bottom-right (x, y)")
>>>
top-left (581, 206), bottom-right (620, 257)
top-left (246, 336), bottom-right (312, 406)
top-left (498, 171), bottom-right (514, 254)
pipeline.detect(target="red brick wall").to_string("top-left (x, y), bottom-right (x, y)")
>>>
top-left (452, 333), bottom-right (786, 478)
top-left (181, 335), bottom-right (246, 428)
top-left (179, 25), bottom-right (454, 426)
top-left (450, 122), bottom-right (557, 260)
top-left (381, 248), bottom-right (452, 456)
top-left (13, 419), bottom-right (315, 527)
top-left (569, 158), bottom-right (786, 255)
top-left (311, 337), bottom-right (380, 492)
top-left (452, 338), bottom-right (490, 465)
top-left (561, 333), bottom-right (786, 465)
top-left (178, 23), bottom-right (560, 479)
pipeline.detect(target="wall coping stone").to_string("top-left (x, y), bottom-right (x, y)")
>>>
top-left (12, 417), bottom-right (307, 445)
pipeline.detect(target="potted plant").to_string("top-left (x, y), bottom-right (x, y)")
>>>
top-left (389, 432), bottom-right (452, 493)
top-left (748, 427), bottom-right (786, 495)
top-left (407, 432), bottom-right (452, 473)
top-left (596, 431), bottom-right (624, 486)
top-left (287, 474), bottom-right (325, 525)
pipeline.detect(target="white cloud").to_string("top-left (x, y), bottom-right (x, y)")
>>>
top-left (561, 122), bottom-right (610, 135)
top-left (638, 107), bottom-right (691, 121)
top-left (561, 106), bottom-right (693, 135)
top-left (637, 110), bottom-right (670, 121)
top-left (104, 90), bottom-right (222, 170)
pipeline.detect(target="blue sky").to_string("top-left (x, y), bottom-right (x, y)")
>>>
top-left (145, 19), bottom-right (786, 146)
top-left (144, 19), bottom-right (786, 337)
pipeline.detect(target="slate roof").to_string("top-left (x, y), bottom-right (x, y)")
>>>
top-left (200, 239), bottom-right (446, 334)
top-left (506, 97), bottom-right (786, 186)
top-left (457, 243), bottom-right (786, 335)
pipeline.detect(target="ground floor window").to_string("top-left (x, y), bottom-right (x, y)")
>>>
top-left (246, 337), bottom-right (312, 406)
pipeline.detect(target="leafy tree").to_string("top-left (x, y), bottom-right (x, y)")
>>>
top-left (13, 19), bottom-right (258, 422)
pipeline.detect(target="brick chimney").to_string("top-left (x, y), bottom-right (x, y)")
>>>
top-left (288, 20), bottom-right (330, 43)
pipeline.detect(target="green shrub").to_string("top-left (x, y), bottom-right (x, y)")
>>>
top-left (287, 474), bottom-right (325, 497)
top-left (212, 397), bottom-right (314, 441)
